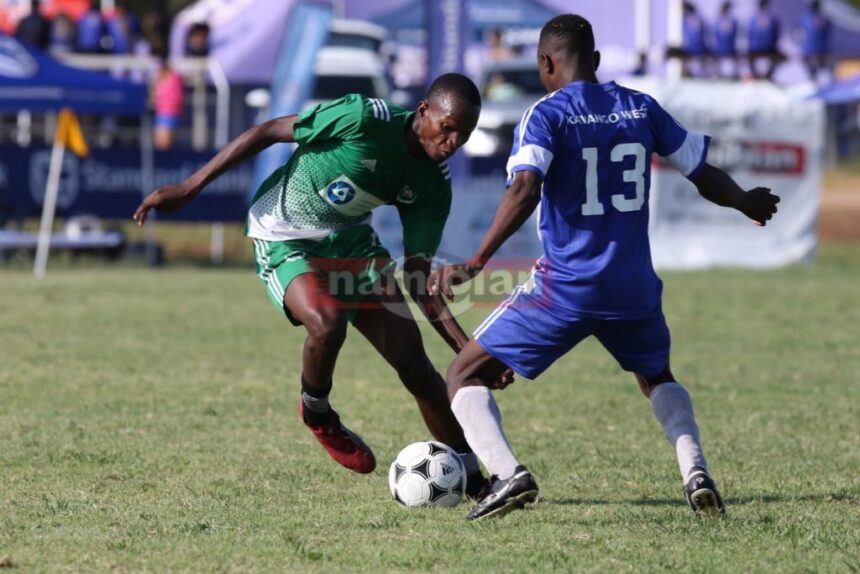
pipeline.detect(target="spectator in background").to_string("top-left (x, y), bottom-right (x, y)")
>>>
top-left (152, 56), bottom-right (184, 150)
top-left (184, 22), bottom-right (210, 57)
top-left (50, 12), bottom-right (77, 53)
top-left (76, 2), bottom-right (104, 53)
top-left (104, 6), bottom-right (132, 55)
top-left (140, 11), bottom-right (167, 59)
top-left (711, 1), bottom-right (739, 79)
top-left (665, 2), bottom-right (709, 77)
top-left (15, 0), bottom-right (50, 51)
top-left (797, 0), bottom-right (832, 83)
top-left (484, 28), bottom-right (514, 63)
top-left (747, 0), bottom-right (783, 80)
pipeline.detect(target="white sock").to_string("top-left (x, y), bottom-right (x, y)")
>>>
top-left (650, 382), bottom-right (707, 482)
top-left (451, 386), bottom-right (519, 480)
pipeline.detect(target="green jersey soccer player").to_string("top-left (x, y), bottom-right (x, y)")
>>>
top-left (135, 74), bottom-right (506, 494)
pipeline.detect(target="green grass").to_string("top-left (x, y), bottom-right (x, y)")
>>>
top-left (1, 244), bottom-right (859, 573)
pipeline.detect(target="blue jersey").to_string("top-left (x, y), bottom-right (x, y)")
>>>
top-left (506, 81), bottom-right (709, 319)
top-left (682, 14), bottom-right (708, 55)
top-left (712, 16), bottom-right (738, 56)
top-left (748, 12), bottom-right (780, 52)
top-left (798, 11), bottom-right (830, 56)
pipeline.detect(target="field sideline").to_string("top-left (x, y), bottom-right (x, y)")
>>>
top-left (1, 244), bottom-right (858, 572)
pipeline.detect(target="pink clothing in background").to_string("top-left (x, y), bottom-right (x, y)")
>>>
top-left (154, 70), bottom-right (184, 118)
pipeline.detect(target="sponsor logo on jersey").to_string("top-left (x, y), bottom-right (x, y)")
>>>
top-left (396, 185), bottom-right (416, 204)
top-left (318, 175), bottom-right (385, 216)
top-left (325, 180), bottom-right (356, 205)
top-left (566, 105), bottom-right (648, 126)
top-left (360, 158), bottom-right (377, 172)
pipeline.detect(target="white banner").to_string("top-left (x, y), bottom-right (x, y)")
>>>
top-left (626, 78), bottom-right (825, 269)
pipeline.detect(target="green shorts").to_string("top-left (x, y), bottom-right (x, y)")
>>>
top-left (251, 224), bottom-right (395, 325)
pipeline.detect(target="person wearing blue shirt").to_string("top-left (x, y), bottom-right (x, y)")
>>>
top-left (747, 0), bottom-right (783, 80)
top-left (431, 14), bottom-right (780, 521)
top-left (665, 2), bottom-right (709, 78)
top-left (683, 2), bottom-right (709, 76)
top-left (797, 0), bottom-right (832, 82)
top-left (712, 1), bottom-right (739, 78)
top-left (76, 5), bottom-right (104, 53)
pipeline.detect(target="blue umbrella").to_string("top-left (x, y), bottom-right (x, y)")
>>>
top-left (0, 35), bottom-right (145, 114)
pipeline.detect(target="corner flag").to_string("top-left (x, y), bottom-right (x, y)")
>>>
top-left (56, 108), bottom-right (89, 158)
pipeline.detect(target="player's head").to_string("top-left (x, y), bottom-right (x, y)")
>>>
top-left (538, 14), bottom-right (599, 92)
top-left (414, 73), bottom-right (481, 162)
top-left (720, 1), bottom-right (732, 15)
top-left (758, 0), bottom-right (770, 10)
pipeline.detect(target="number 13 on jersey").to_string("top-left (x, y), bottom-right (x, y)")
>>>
top-left (581, 143), bottom-right (647, 216)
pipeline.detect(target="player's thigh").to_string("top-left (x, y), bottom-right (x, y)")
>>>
top-left (595, 311), bottom-right (672, 380)
top-left (251, 238), bottom-right (345, 330)
top-left (474, 290), bottom-right (596, 380)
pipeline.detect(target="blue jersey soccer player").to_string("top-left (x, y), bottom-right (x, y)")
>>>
top-left (431, 14), bottom-right (780, 520)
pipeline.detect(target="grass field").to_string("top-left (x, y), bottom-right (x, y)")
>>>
top-left (1, 244), bottom-right (859, 573)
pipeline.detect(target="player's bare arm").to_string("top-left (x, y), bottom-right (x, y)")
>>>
top-left (408, 255), bottom-right (515, 388)
top-left (430, 170), bottom-right (542, 299)
top-left (133, 115), bottom-right (299, 225)
top-left (692, 163), bottom-right (780, 226)
top-left (403, 254), bottom-right (470, 352)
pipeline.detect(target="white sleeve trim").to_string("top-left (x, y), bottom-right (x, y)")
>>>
top-left (506, 144), bottom-right (554, 179)
top-left (665, 132), bottom-right (707, 177)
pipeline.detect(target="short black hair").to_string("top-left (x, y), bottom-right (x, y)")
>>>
top-left (426, 73), bottom-right (481, 108)
top-left (539, 14), bottom-right (595, 57)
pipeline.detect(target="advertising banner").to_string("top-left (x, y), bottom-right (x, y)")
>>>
top-left (625, 77), bottom-right (824, 269)
top-left (0, 146), bottom-right (252, 222)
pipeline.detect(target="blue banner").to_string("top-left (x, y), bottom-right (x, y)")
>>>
top-left (250, 1), bottom-right (333, 199)
top-left (0, 146), bottom-right (251, 222)
top-left (425, 0), bottom-right (469, 84)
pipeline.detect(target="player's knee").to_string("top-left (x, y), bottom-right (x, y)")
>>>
top-left (635, 367), bottom-right (675, 398)
top-left (303, 308), bottom-right (347, 350)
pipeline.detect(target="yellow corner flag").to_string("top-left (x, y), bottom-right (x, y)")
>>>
top-left (56, 108), bottom-right (89, 158)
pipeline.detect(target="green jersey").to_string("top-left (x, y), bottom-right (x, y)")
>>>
top-left (246, 94), bottom-right (453, 258)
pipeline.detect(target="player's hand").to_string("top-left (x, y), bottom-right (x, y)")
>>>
top-left (133, 183), bottom-right (197, 226)
top-left (488, 368), bottom-right (516, 390)
top-left (429, 262), bottom-right (482, 300)
top-left (740, 187), bottom-right (780, 226)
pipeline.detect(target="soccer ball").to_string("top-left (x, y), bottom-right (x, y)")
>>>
top-left (388, 441), bottom-right (467, 508)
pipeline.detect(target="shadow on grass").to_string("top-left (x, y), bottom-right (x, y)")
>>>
top-left (548, 493), bottom-right (855, 507)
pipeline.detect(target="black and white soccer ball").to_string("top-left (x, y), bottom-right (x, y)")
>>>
top-left (388, 441), bottom-right (467, 508)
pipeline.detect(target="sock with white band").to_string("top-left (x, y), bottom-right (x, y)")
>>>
top-left (650, 382), bottom-right (708, 481)
top-left (451, 385), bottom-right (520, 480)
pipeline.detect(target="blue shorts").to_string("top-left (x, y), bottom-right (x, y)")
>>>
top-left (474, 287), bottom-right (671, 380)
top-left (155, 115), bottom-right (180, 129)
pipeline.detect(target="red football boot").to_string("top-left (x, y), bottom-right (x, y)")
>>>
top-left (299, 401), bottom-right (376, 474)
